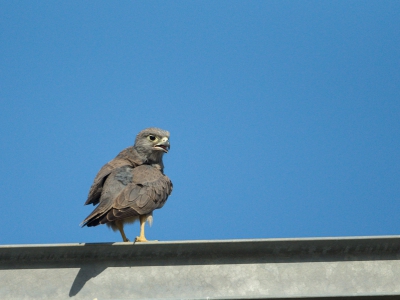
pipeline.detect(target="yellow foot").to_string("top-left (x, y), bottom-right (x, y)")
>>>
top-left (134, 236), bottom-right (148, 242)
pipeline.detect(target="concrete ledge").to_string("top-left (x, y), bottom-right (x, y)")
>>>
top-left (1, 236), bottom-right (400, 299)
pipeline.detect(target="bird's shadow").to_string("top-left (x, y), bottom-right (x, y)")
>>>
top-left (69, 264), bottom-right (107, 297)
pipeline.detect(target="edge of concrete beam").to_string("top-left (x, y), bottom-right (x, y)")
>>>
top-left (1, 236), bottom-right (400, 299)
top-left (1, 235), bottom-right (400, 269)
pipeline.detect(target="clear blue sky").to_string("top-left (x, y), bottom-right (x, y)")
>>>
top-left (1, 1), bottom-right (399, 245)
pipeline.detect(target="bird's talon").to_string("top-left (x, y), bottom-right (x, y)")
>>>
top-left (134, 236), bottom-right (148, 243)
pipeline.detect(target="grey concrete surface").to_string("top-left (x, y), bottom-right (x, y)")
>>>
top-left (0, 236), bottom-right (400, 299)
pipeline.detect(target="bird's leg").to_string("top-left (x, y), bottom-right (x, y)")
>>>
top-left (135, 215), bottom-right (148, 242)
top-left (115, 220), bottom-right (130, 242)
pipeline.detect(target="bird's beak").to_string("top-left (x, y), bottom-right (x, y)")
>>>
top-left (154, 137), bottom-right (170, 153)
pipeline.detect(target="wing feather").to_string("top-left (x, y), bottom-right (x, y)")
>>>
top-left (84, 147), bottom-right (141, 206)
top-left (81, 165), bottom-right (134, 226)
top-left (113, 165), bottom-right (172, 215)
top-left (85, 164), bottom-right (172, 226)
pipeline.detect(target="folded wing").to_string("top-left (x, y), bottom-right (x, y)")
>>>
top-left (82, 164), bottom-right (172, 227)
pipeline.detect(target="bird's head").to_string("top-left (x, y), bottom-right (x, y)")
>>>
top-left (134, 127), bottom-right (170, 165)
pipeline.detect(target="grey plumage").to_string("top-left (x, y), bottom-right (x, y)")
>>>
top-left (81, 127), bottom-right (173, 242)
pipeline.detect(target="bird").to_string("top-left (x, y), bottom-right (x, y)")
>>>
top-left (80, 127), bottom-right (173, 242)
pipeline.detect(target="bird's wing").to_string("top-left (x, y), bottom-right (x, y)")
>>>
top-left (81, 165), bottom-right (134, 226)
top-left (85, 147), bottom-right (141, 206)
top-left (98, 164), bottom-right (173, 223)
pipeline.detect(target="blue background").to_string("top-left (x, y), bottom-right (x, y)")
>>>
top-left (1, 1), bottom-right (399, 244)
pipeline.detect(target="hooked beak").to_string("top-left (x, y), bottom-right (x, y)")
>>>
top-left (154, 138), bottom-right (170, 153)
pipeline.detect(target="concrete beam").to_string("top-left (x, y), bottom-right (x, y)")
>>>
top-left (1, 236), bottom-right (400, 299)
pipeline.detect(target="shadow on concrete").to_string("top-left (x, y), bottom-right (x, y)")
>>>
top-left (69, 264), bottom-right (107, 297)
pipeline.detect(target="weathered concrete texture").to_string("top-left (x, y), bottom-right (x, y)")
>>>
top-left (0, 236), bottom-right (400, 299)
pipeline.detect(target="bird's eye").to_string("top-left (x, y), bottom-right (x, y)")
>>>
top-left (148, 135), bottom-right (156, 141)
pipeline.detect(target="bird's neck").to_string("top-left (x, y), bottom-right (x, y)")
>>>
top-left (130, 146), bottom-right (165, 172)
top-left (145, 151), bottom-right (165, 171)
